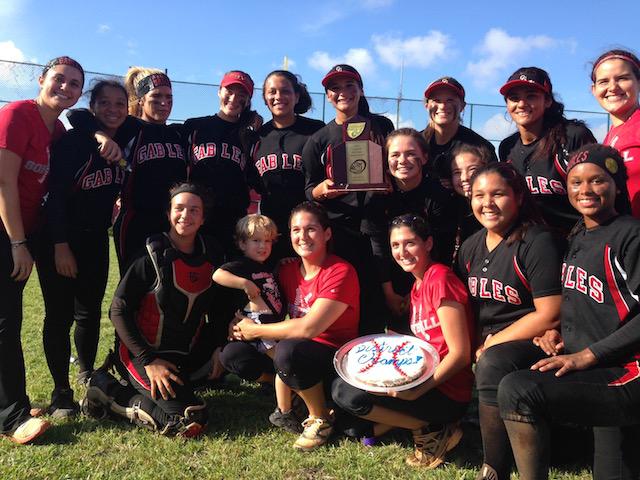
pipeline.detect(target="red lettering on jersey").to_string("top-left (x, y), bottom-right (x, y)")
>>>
top-left (561, 263), bottom-right (567, 283)
top-left (206, 143), bottom-right (216, 157)
top-left (576, 267), bottom-right (588, 294)
top-left (538, 176), bottom-right (552, 194)
top-left (549, 180), bottom-right (566, 194)
top-left (155, 143), bottom-right (166, 158)
top-left (221, 143), bottom-right (231, 159)
top-left (282, 153), bottom-right (292, 169)
top-left (147, 143), bottom-right (157, 160)
top-left (468, 277), bottom-right (477, 296)
top-left (293, 154), bottom-right (302, 170)
top-left (526, 176), bottom-right (539, 194)
top-left (268, 154), bottom-right (278, 170)
top-left (589, 276), bottom-right (604, 303)
top-left (232, 145), bottom-right (242, 164)
top-left (505, 286), bottom-right (521, 305)
top-left (479, 278), bottom-right (491, 298)
top-left (564, 265), bottom-right (576, 288)
top-left (492, 280), bottom-right (506, 302)
top-left (137, 145), bottom-right (147, 162)
top-left (166, 143), bottom-right (177, 158)
top-left (81, 173), bottom-right (94, 189)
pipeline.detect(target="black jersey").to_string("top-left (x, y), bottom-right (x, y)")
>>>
top-left (302, 114), bottom-right (395, 233)
top-left (254, 116), bottom-right (325, 229)
top-left (46, 129), bottom-right (125, 243)
top-left (363, 175), bottom-right (456, 285)
top-left (456, 225), bottom-right (563, 337)
top-left (499, 121), bottom-right (596, 232)
top-left (184, 115), bottom-right (258, 222)
top-left (110, 233), bottom-right (223, 366)
top-left (219, 257), bottom-right (284, 318)
top-left (561, 216), bottom-right (640, 379)
top-left (66, 109), bottom-right (188, 220)
top-left (422, 124), bottom-right (497, 179)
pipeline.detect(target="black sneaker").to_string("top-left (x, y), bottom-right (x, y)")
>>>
top-left (49, 387), bottom-right (79, 418)
top-left (269, 408), bottom-right (303, 434)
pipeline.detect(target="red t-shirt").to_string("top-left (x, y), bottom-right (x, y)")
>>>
top-left (604, 108), bottom-right (640, 218)
top-left (410, 262), bottom-right (475, 403)
top-left (0, 100), bottom-right (65, 234)
top-left (278, 254), bottom-right (360, 348)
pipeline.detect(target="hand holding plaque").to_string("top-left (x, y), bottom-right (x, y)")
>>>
top-left (326, 116), bottom-right (390, 192)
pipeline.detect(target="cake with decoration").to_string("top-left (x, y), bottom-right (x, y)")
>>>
top-left (345, 335), bottom-right (428, 387)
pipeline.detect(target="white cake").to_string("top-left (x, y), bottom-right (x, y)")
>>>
top-left (345, 336), bottom-right (427, 387)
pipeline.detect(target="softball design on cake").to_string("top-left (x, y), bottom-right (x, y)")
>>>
top-left (344, 335), bottom-right (430, 388)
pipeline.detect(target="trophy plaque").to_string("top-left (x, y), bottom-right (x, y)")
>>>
top-left (326, 116), bottom-right (390, 192)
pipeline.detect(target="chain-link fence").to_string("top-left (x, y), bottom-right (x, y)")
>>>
top-left (0, 59), bottom-right (610, 144)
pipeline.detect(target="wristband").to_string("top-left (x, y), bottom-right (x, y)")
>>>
top-left (10, 239), bottom-right (27, 249)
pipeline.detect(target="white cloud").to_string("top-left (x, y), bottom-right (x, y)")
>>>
top-left (373, 31), bottom-right (451, 69)
top-left (381, 111), bottom-right (414, 129)
top-left (473, 112), bottom-right (517, 142)
top-left (0, 40), bottom-right (25, 61)
top-left (97, 24), bottom-right (111, 34)
top-left (308, 48), bottom-right (376, 76)
top-left (466, 28), bottom-right (557, 87)
top-left (0, 41), bottom-right (37, 93)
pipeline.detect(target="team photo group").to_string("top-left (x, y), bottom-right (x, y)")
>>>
top-left (0, 46), bottom-right (639, 480)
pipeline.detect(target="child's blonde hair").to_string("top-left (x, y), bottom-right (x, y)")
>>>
top-left (235, 214), bottom-right (278, 244)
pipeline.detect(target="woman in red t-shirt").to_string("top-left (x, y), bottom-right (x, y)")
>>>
top-left (332, 213), bottom-right (474, 469)
top-left (228, 201), bottom-right (359, 451)
top-left (0, 56), bottom-right (84, 444)
top-left (590, 49), bottom-right (640, 218)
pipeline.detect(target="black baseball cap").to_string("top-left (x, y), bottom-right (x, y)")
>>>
top-left (321, 64), bottom-right (363, 88)
top-left (424, 76), bottom-right (465, 102)
top-left (499, 67), bottom-right (552, 96)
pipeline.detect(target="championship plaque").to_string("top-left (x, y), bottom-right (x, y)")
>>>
top-left (327, 116), bottom-right (390, 192)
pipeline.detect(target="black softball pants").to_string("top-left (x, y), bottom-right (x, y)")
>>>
top-left (220, 338), bottom-right (336, 391)
top-left (331, 377), bottom-right (468, 424)
top-left (498, 362), bottom-right (640, 479)
top-left (0, 233), bottom-right (32, 432)
top-left (37, 229), bottom-right (110, 388)
top-left (115, 348), bottom-right (207, 429)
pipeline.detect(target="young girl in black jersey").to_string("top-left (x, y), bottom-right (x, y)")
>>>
top-left (498, 67), bottom-right (596, 234)
top-left (183, 71), bottom-right (260, 259)
top-left (422, 76), bottom-right (496, 181)
top-left (455, 163), bottom-right (563, 480)
top-left (67, 66), bottom-right (187, 274)
top-left (302, 64), bottom-right (394, 335)
top-left (255, 70), bottom-right (324, 261)
top-left (38, 80), bottom-right (128, 417)
top-left (498, 144), bottom-right (640, 480)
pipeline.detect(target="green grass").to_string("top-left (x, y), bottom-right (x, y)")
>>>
top-left (0, 243), bottom-right (592, 479)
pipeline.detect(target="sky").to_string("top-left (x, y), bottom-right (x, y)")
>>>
top-left (1, 0), bottom-right (638, 143)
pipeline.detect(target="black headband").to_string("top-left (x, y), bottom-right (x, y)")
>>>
top-left (135, 73), bottom-right (171, 97)
top-left (42, 56), bottom-right (84, 84)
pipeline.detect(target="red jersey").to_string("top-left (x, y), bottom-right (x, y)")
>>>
top-left (278, 254), bottom-right (359, 348)
top-left (410, 262), bottom-right (475, 402)
top-left (0, 100), bottom-right (65, 234)
top-left (604, 108), bottom-right (640, 218)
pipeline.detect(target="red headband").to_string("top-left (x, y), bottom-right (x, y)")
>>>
top-left (593, 54), bottom-right (640, 78)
